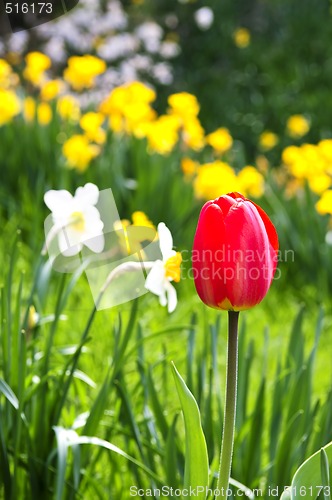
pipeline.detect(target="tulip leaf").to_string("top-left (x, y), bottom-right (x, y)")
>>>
top-left (280, 441), bottom-right (332, 499)
top-left (171, 362), bottom-right (209, 499)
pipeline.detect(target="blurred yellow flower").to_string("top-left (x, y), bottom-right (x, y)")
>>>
top-left (233, 28), bottom-right (251, 48)
top-left (63, 135), bottom-right (100, 172)
top-left (99, 82), bottom-right (156, 135)
top-left (238, 166), bottom-right (265, 198)
top-left (80, 112), bottom-right (106, 144)
top-left (114, 211), bottom-right (156, 256)
top-left (23, 97), bottom-right (36, 122)
top-left (146, 115), bottom-right (180, 155)
top-left (0, 89), bottom-right (20, 126)
top-left (318, 139), bottom-right (332, 163)
top-left (37, 102), bottom-right (52, 125)
top-left (57, 95), bottom-right (81, 121)
top-left (23, 52), bottom-right (51, 86)
top-left (132, 211), bottom-right (155, 230)
top-left (286, 114), bottom-right (310, 138)
top-left (64, 55), bottom-right (106, 91)
top-left (259, 131), bottom-right (279, 150)
top-left (182, 117), bottom-right (205, 150)
top-left (181, 157), bottom-right (199, 178)
top-left (316, 190), bottom-right (332, 215)
top-left (40, 80), bottom-right (63, 101)
top-left (194, 161), bottom-right (239, 200)
top-left (168, 92), bottom-right (200, 119)
top-left (206, 127), bottom-right (233, 154)
top-left (0, 59), bottom-right (15, 88)
top-left (308, 174), bottom-right (331, 195)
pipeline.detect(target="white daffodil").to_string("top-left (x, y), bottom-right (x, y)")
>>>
top-left (44, 183), bottom-right (104, 256)
top-left (145, 222), bottom-right (182, 313)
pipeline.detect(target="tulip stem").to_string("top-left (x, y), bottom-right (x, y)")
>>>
top-left (216, 310), bottom-right (239, 498)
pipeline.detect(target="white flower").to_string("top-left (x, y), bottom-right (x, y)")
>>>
top-left (145, 223), bottom-right (182, 313)
top-left (194, 7), bottom-right (214, 30)
top-left (44, 183), bottom-right (104, 257)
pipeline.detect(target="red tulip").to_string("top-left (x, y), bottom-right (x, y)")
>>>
top-left (193, 192), bottom-right (278, 311)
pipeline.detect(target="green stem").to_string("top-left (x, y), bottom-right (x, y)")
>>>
top-left (216, 311), bottom-right (240, 497)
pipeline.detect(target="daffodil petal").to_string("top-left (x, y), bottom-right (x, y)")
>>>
top-left (165, 281), bottom-right (177, 313)
top-left (75, 183), bottom-right (99, 206)
top-left (44, 189), bottom-right (73, 213)
top-left (158, 222), bottom-right (174, 261)
top-left (58, 230), bottom-right (83, 256)
top-left (145, 260), bottom-right (165, 296)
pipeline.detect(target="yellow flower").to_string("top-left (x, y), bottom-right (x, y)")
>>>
top-left (316, 190), bottom-right (332, 215)
top-left (114, 212), bottom-right (156, 257)
top-left (194, 161), bottom-right (239, 200)
top-left (286, 114), bottom-right (310, 138)
top-left (233, 28), bottom-right (251, 48)
top-left (23, 52), bottom-right (51, 86)
top-left (146, 115), bottom-right (180, 155)
top-left (206, 127), bottom-right (233, 154)
top-left (80, 112), bottom-right (106, 144)
top-left (132, 211), bottom-right (155, 230)
top-left (308, 174), bottom-right (331, 195)
top-left (37, 102), bottom-right (52, 125)
top-left (181, 157), bottom-right (199, 178)
top-left (62, 135), bottom-right (100, 172)
top-left (0, 59), bottom-right (14, 88)
top-left (259, 131), bottom-right (279, 150)
top-left (40, 79), bottom-right (63, 101)
top-left (0, 89), bottom-right (20, 126)
top-left (318, 139), bottom-right (332, 163)
top-left (182, 117), bottom-right (205, 150)
top-left (57, 95), bottom-right (81, 122)
top-left (238, 166), bottom-right (265, 198)
top-left (99, 82), bottom-right (156, 135)
top-left (23, 97), bottom-right (36, 122)
top-left (168, 92), bottom-right (200, 120)
top-left (64, 55), bottom-right (106, 91)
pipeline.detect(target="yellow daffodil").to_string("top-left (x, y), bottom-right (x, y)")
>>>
top-left (233, 28), bottom-right (251, 48)
top-left (168, 92), bottom-right (200, 120)
top-left (259, 131), bottom-right (279, 150)
top-left (80, 112), bottom-right (106, 144)
top-left (181, 157), bottom-right (199, 178)
top-left (286, 114), bottom-right (310, 138)
top-left (37, 102), bottom-right (52, 125)
top-left (316, 190), bottom-right (332, 215)
top-left (23, 52), bottom-right (51, 86)
top-left (194, 161), bottom-right (239, 200)
top-left (99, 82), bottom-right (156, 135)
top-left (40, 79), bottom-right (63, 101)
top-left (23, 97), bottom-right (36, 122)
top-left (182, 117), bottom-right (205, 150)
top-left (62, 135), bottom-right (100, 172)
top-left (57, 95), bottom-right (81, 122)
top-left (146, 115), bottom-right (180, 155)
top-left (206, 127), bottom-right (233, 154)
top-left (0, 59), bottom-right (15, 88)
top-left (63, 55), bottom-right (106, 91)
top-left (0, 89), bottom-right (20, 126)
top-left (238, 165), bottom-right (265, 198)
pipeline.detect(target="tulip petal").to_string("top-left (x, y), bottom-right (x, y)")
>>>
top-left (193, 202), bottom-right (228, 308)
top-left (223, 199), bottom-right (275, 309)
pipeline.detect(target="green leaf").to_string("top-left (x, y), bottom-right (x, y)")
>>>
top-left (283, 441), bottom-right (332, 499)
top-left (171, 362), bottom-right (209, 500)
